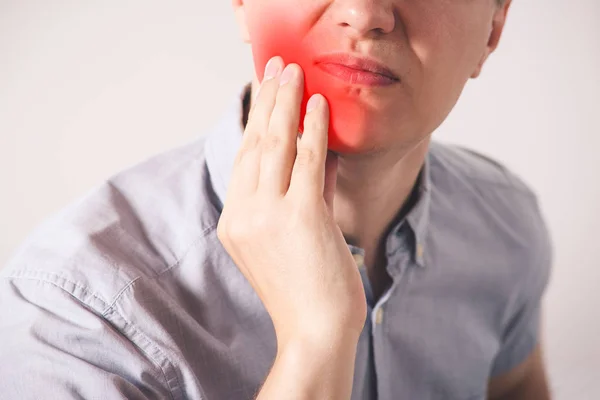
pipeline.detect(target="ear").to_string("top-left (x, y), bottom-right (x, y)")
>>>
top-left (232, 0), bottom-right (251, 43)
top-left (471, 0), bottom-right (512, 79)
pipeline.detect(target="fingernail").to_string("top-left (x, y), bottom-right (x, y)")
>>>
top-left (279, 65), bottom-right (295, 86)
top-left (264, 57), bottom-right (281, 81)
top-left (306, 94), bottom-right (320, 112)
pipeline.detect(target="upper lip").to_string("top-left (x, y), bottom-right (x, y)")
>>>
top-left (314, 53), bottom-right (400, 81)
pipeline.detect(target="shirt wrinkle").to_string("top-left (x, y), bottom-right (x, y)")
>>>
top-left (0, 83), bottom-right (552, 400)
top-left (103, 306), bottom-right (183, 400)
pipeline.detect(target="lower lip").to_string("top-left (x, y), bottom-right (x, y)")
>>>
top-left (315, 63), bottom-right (399, 87)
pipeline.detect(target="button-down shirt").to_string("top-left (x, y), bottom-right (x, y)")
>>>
top-left (0, 84), bottom-right (552, 400)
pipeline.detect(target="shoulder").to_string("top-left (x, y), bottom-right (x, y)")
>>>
top-left (428, 141), bottom-right (535, 197)
top-left (428, 141), bottom-right (544, 230)
top-left (427, 141), bottom-right (553, 292)
top-left (428, 141), bottom-right (542, 225)
top-left (1, 137), bottom-right (220, 313)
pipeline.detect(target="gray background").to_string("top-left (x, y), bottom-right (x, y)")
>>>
top-left (1, 1), bottom-right (599, 398)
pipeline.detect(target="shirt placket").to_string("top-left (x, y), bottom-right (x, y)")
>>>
top-left (371, 223), bottom-right (415, 400)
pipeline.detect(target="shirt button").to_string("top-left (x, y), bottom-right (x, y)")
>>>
top-left (416, 244), bottom-right (425, 259)
top-left (352, 253), bottom-right (365, 269)
top-left (375, 307), bottom-right (384, 324)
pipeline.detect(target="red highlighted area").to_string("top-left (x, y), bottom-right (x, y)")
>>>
top-left (248, 11), bottom-right (400, 153)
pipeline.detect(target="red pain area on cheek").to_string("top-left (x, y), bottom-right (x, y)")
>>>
top-left (250, 15), bottom-right (376, 154)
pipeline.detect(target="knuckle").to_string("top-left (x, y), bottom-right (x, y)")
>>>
top-left (235, 134), bottom-right (260, 164)
top-left (261, 134), bottom-right (282, 153)
top-left (218, 201), bottom-right (286, 245)
top-left (250, 210), bottom-right (277, 235)
top-left (295, 147), bottom-right (317, 167)
top-left (226, 222), bottom-right (248, 243)
top-left (304, 112), bottom-right (326, 132)
top-left (290, 196), bottom-right (316, 216)
top-left (287, 206), bottom-right (305, 225)
top-left (225, 211), bottom-right (275, 242)
top-left (234, 150), bottom-right (248, 166)
top-left (246, 130), bottom-right (262, 148)
top-left (246, 112), bottom-right (269, 137)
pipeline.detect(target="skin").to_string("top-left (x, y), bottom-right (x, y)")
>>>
top-left (233, 0), bottom-right (511, 294)
top-left (218, 61), bottom-right (366, 399)
top-left (222, 0), bottom-right (552, 398)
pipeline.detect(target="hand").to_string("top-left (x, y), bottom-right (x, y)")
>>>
top-left (217, 56), bottom-right (367, 348)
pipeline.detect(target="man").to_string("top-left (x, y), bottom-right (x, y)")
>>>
top-left (0, 0), bottom-right (552, 398)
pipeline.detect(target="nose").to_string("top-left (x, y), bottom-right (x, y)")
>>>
top-left (333, 0), bottom-right (396, 37)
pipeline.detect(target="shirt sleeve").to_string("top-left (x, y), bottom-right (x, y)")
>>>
top-left (490, 289), bottom-right (543, 377)
top-left (490, 200), bottom-right (553, 378)
top-left (0, 276), bottom-right (173, 400)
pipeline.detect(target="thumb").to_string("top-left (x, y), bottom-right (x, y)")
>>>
top-left (323, 150), bottom-right (338, 213)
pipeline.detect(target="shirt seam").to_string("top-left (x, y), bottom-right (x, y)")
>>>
top-left (103, 302), bottom-right (184, 400)
top-left (3, 272), bottom-right (182, 400)
top-left (5, 269), bottom-right (109, 309)
top-left (102, 276), bottom-right (142, 314)
top-left (157, 222), bottom-right (218, 277)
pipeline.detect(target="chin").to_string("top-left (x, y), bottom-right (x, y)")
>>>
top-left (325, 117), bottom-right (390, 155)
top-left (328, 113), bottom-right (425, 156)
top-left (330, 102), bottom-right (405, 154)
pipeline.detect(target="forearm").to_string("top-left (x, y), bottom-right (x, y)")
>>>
top-left (488, 344), bottom-right (551, 400)
top-left (255, 335), bottom-right (359, 400)
top-left (491, 372), bottom-right (551, 400)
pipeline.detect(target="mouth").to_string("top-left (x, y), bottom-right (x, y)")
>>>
top-left (314, 53), bottom-right (400, 87)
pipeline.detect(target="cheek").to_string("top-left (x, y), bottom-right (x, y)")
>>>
top-left (248, 11), bottom-right (378, 154)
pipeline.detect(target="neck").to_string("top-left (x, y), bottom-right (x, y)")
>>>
top-left (246, 81), bottom-right (429, 266)
top-left (333, 140), bottom-right (429, 254)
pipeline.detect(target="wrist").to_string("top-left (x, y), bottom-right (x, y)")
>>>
top-left (273, 309), bottom-right (365, 352)
top-left (276, 328), bottom-right (360, 361)
top-left (258, 327), bottom-right (359, 400)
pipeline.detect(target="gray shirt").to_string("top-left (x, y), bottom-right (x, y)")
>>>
top-left (0, 84), bottom-right (552, 400)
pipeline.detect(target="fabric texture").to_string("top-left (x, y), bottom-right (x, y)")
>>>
top-left (0, 84), bottom-right (552, 400)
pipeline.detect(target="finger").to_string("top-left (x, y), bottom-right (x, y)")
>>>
top-left (225, 130), bottom-right (262, 203)
top-left (258, 63), bottom-right (304, 194)
top-left (244, 56), bottom-right (284, 144)
top-left (229, 56), bottom-right (284, 199)
top-left (287, 94), bottom-right (330, 200)
top-left (323, 150), bottom-right (338, 213)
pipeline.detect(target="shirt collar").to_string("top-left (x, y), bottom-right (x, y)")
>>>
top-left (205, 83), bottom-right (431, 268)
top-left (404, 154), bottom-right (431, 268)
top-left (205, 83), bottom-right (250, 212)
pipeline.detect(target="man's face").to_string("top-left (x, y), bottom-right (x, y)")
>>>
top-left (234, 0), bottom-right (504, 154)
